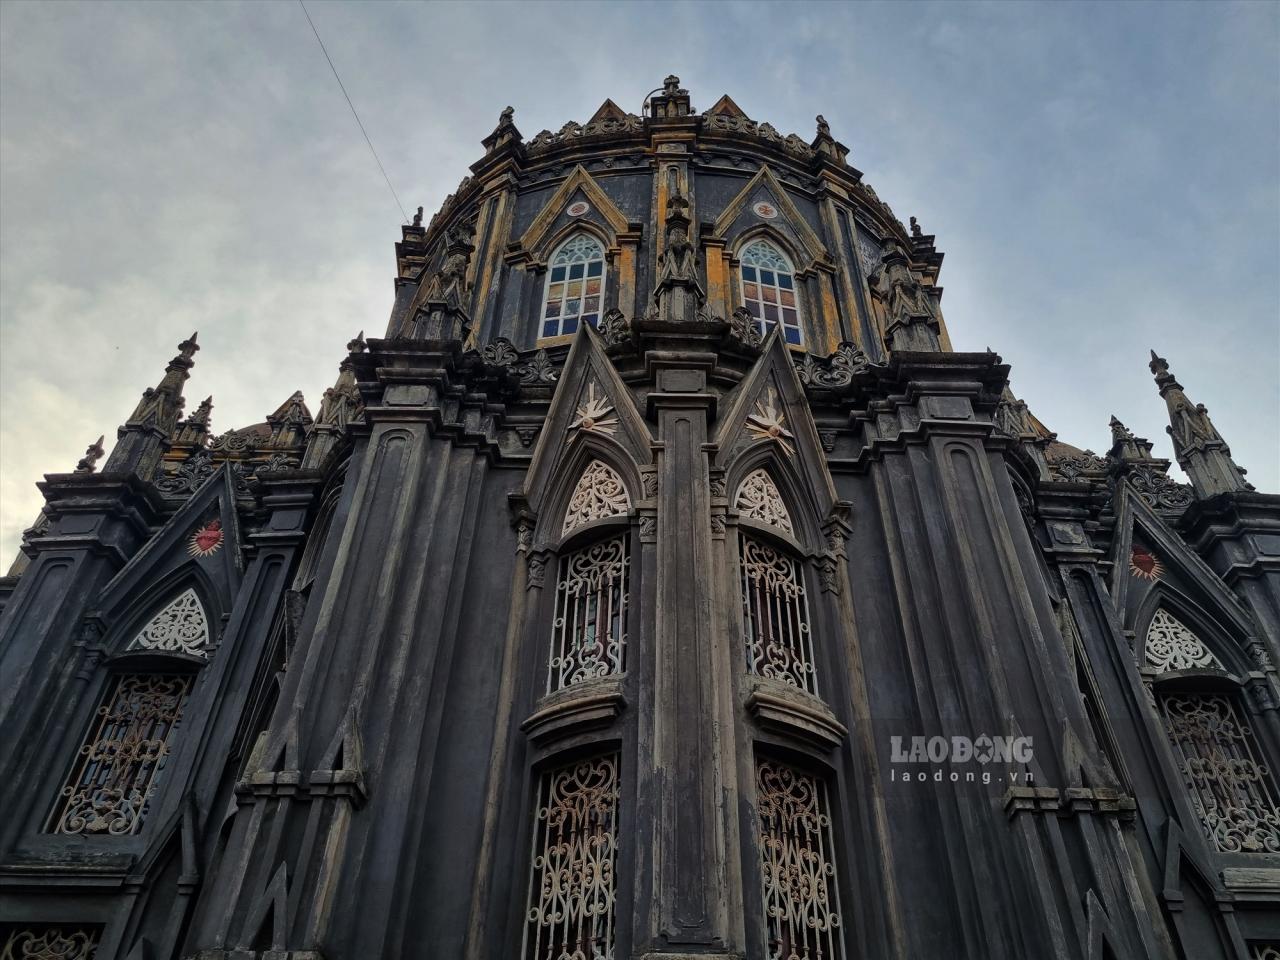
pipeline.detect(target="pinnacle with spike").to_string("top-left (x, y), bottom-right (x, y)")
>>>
top-left (74, 435), bottom-right (106, 474)
top-left (1148, 348), bottom-right (1249, 497)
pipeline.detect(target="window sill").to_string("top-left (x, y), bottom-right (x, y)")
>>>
top-left (522, 676), bottom-right (626, 745)
top-left (745, 678), bottom-right (846, 750)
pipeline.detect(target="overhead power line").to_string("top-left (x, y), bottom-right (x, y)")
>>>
top-left (298, 0), bottom-right (410, 224)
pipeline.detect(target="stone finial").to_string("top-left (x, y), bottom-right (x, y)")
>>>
top-left (482, 104), bottom-right (522, 154)
top-left (910, 216), bottom-right (923, 239)
top-left (190, 396), bottom-right (213, 425)
top-left (348, 330), bottom-right (367, 353)
top-left (816, 114), bottom-right (831, 138)
top-left (74, 435), bottom-right (106, 474)
top-left (412, 206), bottom-right (423, 228)
top-left (1148, 349), bottom-right (1250, 497)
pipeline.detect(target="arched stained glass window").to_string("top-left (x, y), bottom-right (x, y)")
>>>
top-left (542, 234), bottom-right (606, 339)
top-left (740, 239), bottom-right (803, 345)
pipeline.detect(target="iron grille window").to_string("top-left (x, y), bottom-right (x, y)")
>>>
top-left (1252, 946), bottom-right (1280, 960)
top-left (542, 234), bottom-right (606, 339)
top-left (549, 535), bottom-right (630, 692)
top-left (755, 758), bottom-right (844, 960)
top-left (49, 673), bottom-right (192, 836)
top-left (523, 754), bottom-right (621, 960)
top-left (0, 925), bottom-right (102, 960)
top-left (740, 534), bottom-right (817, 694)
top-left (1160, 692), bottom-right (1280, 853)
top-left (740, 239), bottom-right (803, 345)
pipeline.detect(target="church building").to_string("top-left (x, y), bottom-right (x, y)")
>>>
top-left (2, 77), bottom-right (1278, 960)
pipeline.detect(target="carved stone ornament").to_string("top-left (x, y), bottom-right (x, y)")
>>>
top-left (598, 308), bottom-right (632, 347)
top-left (563, 460), bottom-right (631, 535)
top-left (569, 382), bottom-right (619, 436)
top-left (481, 337), bottom-right (520, 367)
top-left (130, 587), bottom-right (211, 658)
top-left (516, 349), bottom-right (558, 385)
top-left (154, 450), bottom-right (250, 498)
top-left (1129, 546), bottom-right (1164, 581)
top-left (735, 468), bottom-right (794, 533)
top-left (188, 519), bottom-right (224, 558)
top-left (746, 386), bottom-right (796, 456)
top-left (729, 306), bottom-right (764, 349)
top-left (1145, 608), bottom-right (1223, 673)
top-left (1127, 466), bottom-right (1194, 511)
top-left (1048, 449), bottom-right (1108, 482)
top-left (794, 341), bottom-right (871, 389)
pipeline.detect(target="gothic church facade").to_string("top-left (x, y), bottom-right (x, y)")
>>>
top-left (2, 78), bottom-right (1279, 960)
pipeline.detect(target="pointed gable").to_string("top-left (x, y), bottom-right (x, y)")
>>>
top-left (706, 94), bottom-right (748, 119)
top-left (514, 165), bottom-right (631, 264)
top-left (587, 98), bottom-right (629, 124)
top-left (712, 165), bottom-right (828, 269)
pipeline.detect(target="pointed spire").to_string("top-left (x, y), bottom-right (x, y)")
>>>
top-left (1107, 415), bottom-right (1157, 463)
top-left (73, 435), bottom-right (106, 474)
top-left (103, 332), bottom-right (201, 479)
top-left (1149, 349), bottom-right (1250, 496)
top-left (482, 104), bottom-right (522, 155)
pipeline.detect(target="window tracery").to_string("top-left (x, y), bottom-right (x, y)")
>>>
top-left (755, 758), bottom-right (844, 960)
top-left (735, 469), bottom-right (793, 534)
top-left (740, 239), bottom-right (803, 345)
top-left (128, 587), bottom-right (210, 658)
top-left (50, 674), bottom-right (192, 836)
top-left (563, 460), bottom-right (630, 535)
top-left (550, 535), bottom-right (630, 691)
top-left (523, 754), bottom-right (620, 960)
top-left (1145, 608), bottom-right (1224, 673)
top-left (740, 535), bottom-right (816, 693)
top-left (542, 234), bottom-right (606, 339)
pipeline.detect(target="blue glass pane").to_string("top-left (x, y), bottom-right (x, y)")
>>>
top-left (587, 261), bottom-right (603, 277)
top-left (551, 266), bottom-right (566, 282)
top-left (583, 313), bottom-right (598, 327)
top-left (569, 263), bottom-right (585, 280)
top-left (564, 316), bottom-right (579, 334)
top-left (543, 320), bottom-right (558, 338)
top-left (778, 273), bottom-right (793, 290)
top-left (784, 326), bottom-right (802, 344)
top-left (742, 266), bottom-right (757, 282)
top-left (761, 270), bottom-right (775, 285)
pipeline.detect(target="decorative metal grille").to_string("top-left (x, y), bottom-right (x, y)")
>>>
top-left (563, 460), bottom-right (630, 536)
top-left (51, 674), bottom-right (192, 836)
top-left (549, 536), bottom-right (629, 691)
top-left (0, 926), bottom-right (100, 960)
top-left (1145, 608), bottom-right (1223, 673)
top-left (740, 535), bottom-right (816, 693)
top-left (523, 754), bottom-right (620, 960)
top-left (1161, 692), bottom-right (1280, 853)
top-left (1252, 946), bottom-right (1280, 960)
top-left (755, 759), bottom-right (844, 960)
top-left (736, 469), bottom-right (793, 533)
top-left (129, 587), bottom-right (210, 658)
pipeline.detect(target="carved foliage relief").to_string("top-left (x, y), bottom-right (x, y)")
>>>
top-left (0, 926), bottom-right (101, 960)
top-left (523, 754), bottom-right (620, 960)
top-left (129, 588), bottom-right (210, 659)
top-left (1145, 609), bottom-right (1223, 673)
top-left (736, 469), bottom-right (794, 534)
top-left (563, 461), bottom-right (630, 535)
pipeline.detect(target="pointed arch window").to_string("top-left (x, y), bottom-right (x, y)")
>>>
top-left (740, 239), bottom-right (803, 346)
top-left (542, 233), bottom-right (606, 339)
top-left (735, 469), bottom-right (793, 534)
top-left (1146, 609), bottom-right (1280, 854)
top-left (549, 460), bottom-right (632, 692)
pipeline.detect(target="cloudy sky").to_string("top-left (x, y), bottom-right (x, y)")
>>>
top-left (1, 0), bottom-right (1277, 559)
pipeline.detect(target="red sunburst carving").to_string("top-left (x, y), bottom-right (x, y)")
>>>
top-left (1130, 546), bottom-right (1163, 581)
top-left (189, 519), bottom-right (223, 558)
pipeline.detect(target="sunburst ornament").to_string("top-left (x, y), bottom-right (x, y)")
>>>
top-left (1130, 546), bottom-right (1164, 581)
top-left (746, 386), bottom-right (795, 456)
top-left (569, 382), bottom-right (618, 436)
top-left (188, 519), bottom-right (224, 558)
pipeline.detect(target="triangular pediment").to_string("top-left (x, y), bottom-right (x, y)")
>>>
top-left (524, 324), bottom-right (652, 525)
top-left (515, 165), bottom-right (631, 262)
top-left (588, 98), bottom-right (629, 124)
top-left (712, 165), bottom-right (828, 268)
top-left (716, 330), bottom-right (836, 541)
top-left (92, 465), bottom-right (243, 638)
top-left (706, 94), bottom-right (748, 119)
